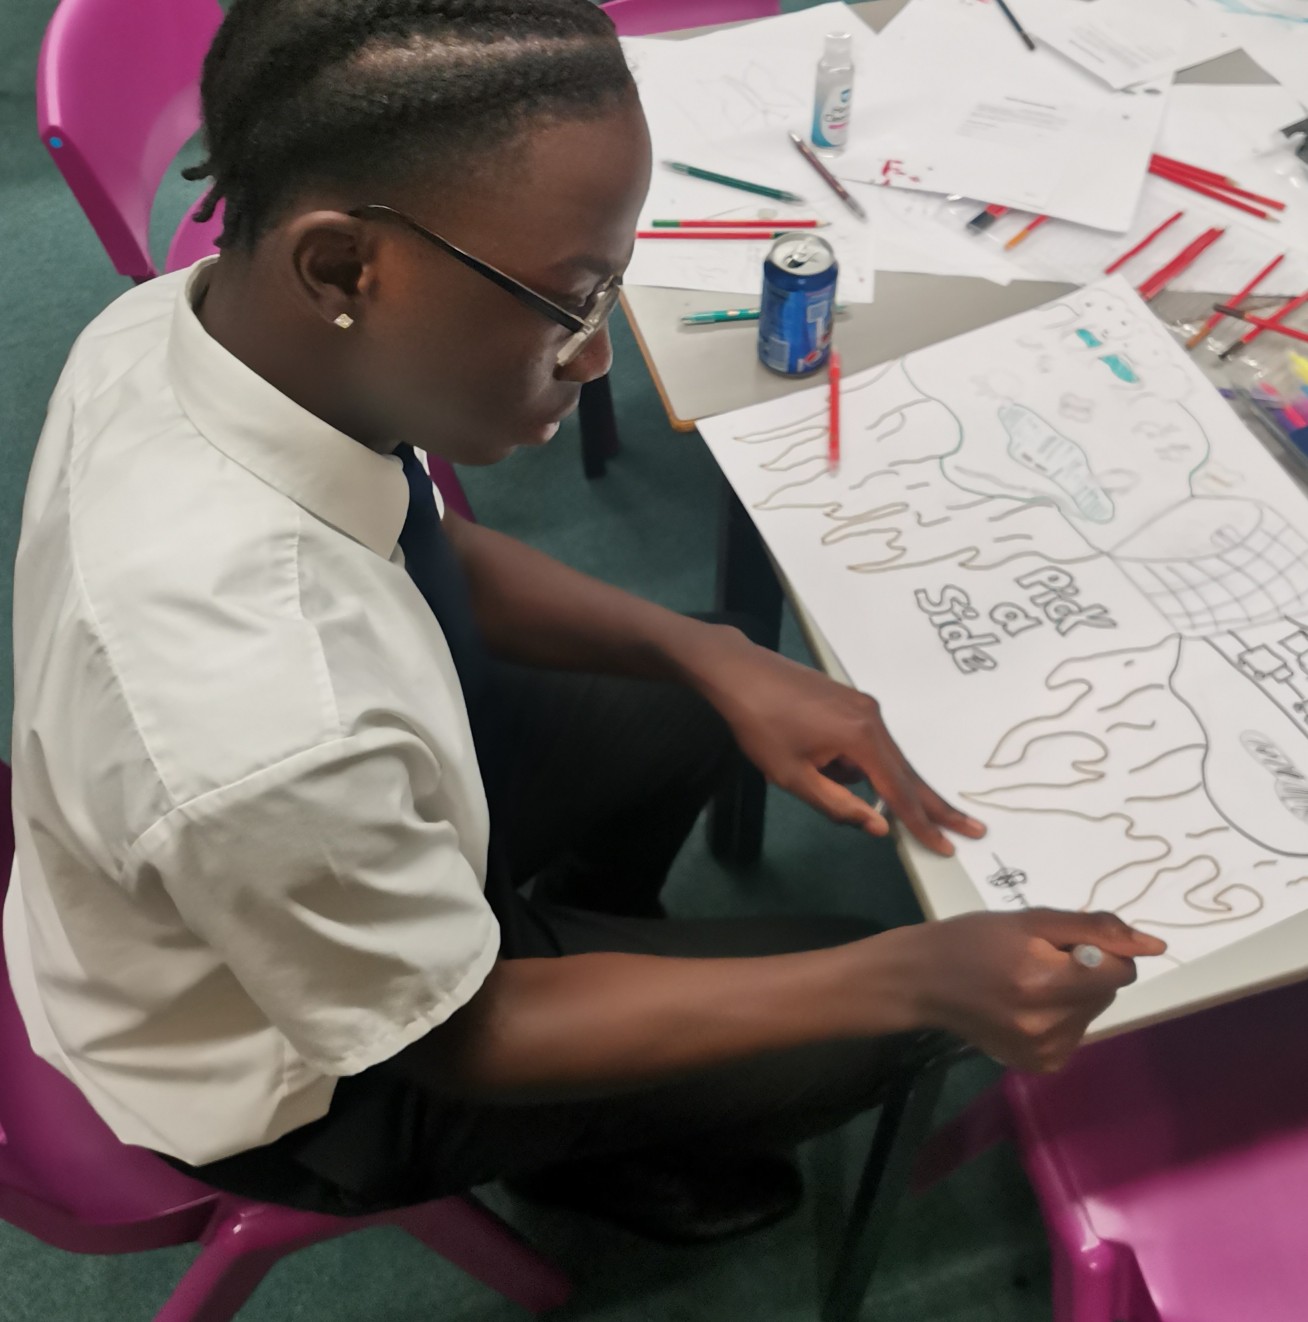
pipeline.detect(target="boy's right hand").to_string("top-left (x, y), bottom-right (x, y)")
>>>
top-left (889, 909), bottom-right (1166, 1073)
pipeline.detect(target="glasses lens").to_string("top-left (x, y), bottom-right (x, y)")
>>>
top-left (556, 281), bottom-right (621, 368)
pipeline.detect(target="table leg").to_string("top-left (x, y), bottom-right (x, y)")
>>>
top-left (708, 480), bottom-right (783, 865)
top-left (822, 1052), bottom-right (956, 1322)
top-left (579, 375), bottom-right (620, 480)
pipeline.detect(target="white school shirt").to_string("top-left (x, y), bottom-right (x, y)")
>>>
top-left (3, 261), bottom-right (500, 1165)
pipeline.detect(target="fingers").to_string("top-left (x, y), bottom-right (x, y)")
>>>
top-left (912, 777), bottom-right (987, 840)
top-left (787, 765), bottom-right (890, 835)
top-left (1025, 908), bottom-right (1168, 959)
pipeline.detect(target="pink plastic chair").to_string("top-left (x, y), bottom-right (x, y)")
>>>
top-left (912, 983), bottom-right (1308, 1321)
top-left (36, 0), bottom-right (478, 523)
top-left (601, 0), bottom-right (780, 37)
top-left (0, 759), bottom-right (570, 1320)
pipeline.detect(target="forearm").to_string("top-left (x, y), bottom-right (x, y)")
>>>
top-left (393, 935), bottom-right (920, 1104)
top-left (444, 511), bottom-right (748, 685)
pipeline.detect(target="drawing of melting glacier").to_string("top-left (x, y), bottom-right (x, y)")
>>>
top-left (700, 279), bottom-right (1308, 961)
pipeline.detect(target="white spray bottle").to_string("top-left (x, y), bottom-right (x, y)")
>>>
top-left (811, 32), bottom-right (854, 156)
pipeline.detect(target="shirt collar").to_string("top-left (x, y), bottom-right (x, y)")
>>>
top-left (166, 259), bottom-right (409, 558)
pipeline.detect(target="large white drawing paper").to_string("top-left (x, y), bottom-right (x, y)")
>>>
top-left (622, 10), bottom-right (877, 300)
top-left (1023, 0), bottom-right (1236, 90)
top-left (839, 0), bottom-right (1170, 232)
top-left (699, 278), bottom-right (1308, 980)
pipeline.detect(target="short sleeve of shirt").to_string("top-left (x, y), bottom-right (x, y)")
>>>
top-left (125, 726), bottom-right (500, 1076)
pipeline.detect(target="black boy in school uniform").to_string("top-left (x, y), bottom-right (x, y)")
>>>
top-left (6, 0), bottom-right (1162, 1243)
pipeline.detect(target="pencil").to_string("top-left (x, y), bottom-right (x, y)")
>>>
top-left (1214, 307), bottom-right (1308, 346)
top-left (1151, 155), bottom-right (1229, 187)
top-left (1103, 210), bottom-right (1183, 274)
top-left (637, 229), bottom-right (791, 240)
top-left (681, 305), bottom-right (849, 325)
top-left (663, 161), bottom-right (804, 204)
top-left (1185, 252), bottom-right (1285, 349)
top-left (1149, 162), bottom-right (1281, 222)
top-left (1219, 289), bottom-right (1308, 357)
top-left (1151, 155), bottom-right (1285, 210)
top-left (1137, 227), bottom-right (1225, 302)
top-left (994, 0), bottom-right (1036, 51)
top-left (828, 349), bottom-right (842, 475)
top-left (786, 132), bottom-right (867, 221)
top-left (1004, 214), bottom-right (1049, 251)
top-left (652, 219), bottom-right (826, 228)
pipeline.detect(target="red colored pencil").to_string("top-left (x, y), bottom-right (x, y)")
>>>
top-left (1213, 307), bottom-right (1308, 347)
top-left (651, 218), bottom-right (825, 228)
top-left (1151, 154), bottom-right (1228, 187)
top-left (1186, 252), bottom-right (1285, 349)
top-left (1104, 210), bottom-right (1184, 274)
top-left (1149, 163), bottom-right (1281, 221)
top-left (1151, 155), bottom-right (1285, 210)
top-left (1221, 289), bottom-right (1308, 356)
top-left (636, 229), bottom-right (789, 239)
top-left (828, 349), bottom-right (842, 475)
top-left (1004, 214), bottom-right (1050, 251)
top-left (1137, 227), bottom-right (1225, 302)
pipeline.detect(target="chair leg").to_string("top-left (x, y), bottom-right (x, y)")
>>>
top-left (579, 375), bottom-right (620, 480)
top-left (909, 1079), bottom-right (1011, 1196)
top-left (153, 1216), bottom-right (288, 1322)
top-left (822, 1055), bottom-right (954, 1322)
top-left (397, 1195), bottom-right (572, 1314)
top-left (707, 478), bottom-right (784, 866)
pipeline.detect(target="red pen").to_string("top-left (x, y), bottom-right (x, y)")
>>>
top-left (827, 349), bottom-right (842, 475)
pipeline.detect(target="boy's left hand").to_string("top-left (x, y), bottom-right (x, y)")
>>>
top-left (703, 642), bottom-right (985, 857)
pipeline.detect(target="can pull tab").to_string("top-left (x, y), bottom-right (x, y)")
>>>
top-left (786, 240), bottom-right (816, 269)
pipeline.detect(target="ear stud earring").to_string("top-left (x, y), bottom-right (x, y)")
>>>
top-left (334, 313), bottom-right (354, 329)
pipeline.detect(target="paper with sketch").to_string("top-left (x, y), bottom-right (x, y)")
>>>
top-left (699, 278), bottom-right (1308, 978)
top-left (838, 0), bottom-right (1170, 231)
top-left (622, 10), bottom-right (877, 299)
top-left (1008, 85), bottom-right (1308, 296)
top-left (1024, 0), bottom-right (1237, 90)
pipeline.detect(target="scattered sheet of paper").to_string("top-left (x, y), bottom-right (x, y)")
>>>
top-left (1024, 0), bottom-right (1237, 90)
top-left (838, 0), bottom-right (1170, 231)
top-left (622, 9), bottom-right (878, 299)
top-left (699, 278), bottom-right (1308, 979)
top-left (1008, 84), bottom-right (1308, 296)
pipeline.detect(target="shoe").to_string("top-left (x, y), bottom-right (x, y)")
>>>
top-left (506, 1147), bottom-right (802, 1245)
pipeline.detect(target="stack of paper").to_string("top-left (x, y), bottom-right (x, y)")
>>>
top-left (623, 6), bottom-right (880, 301)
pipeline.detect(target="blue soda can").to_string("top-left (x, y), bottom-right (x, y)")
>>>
top-left (757, 233), bottom-right (838, 376)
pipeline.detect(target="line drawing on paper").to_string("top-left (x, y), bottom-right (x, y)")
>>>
top-left (699, 281), bottom-right (1308, 963)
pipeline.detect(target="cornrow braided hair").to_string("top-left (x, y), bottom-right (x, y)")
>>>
top-left (182, 0), bottom-right (634, 248)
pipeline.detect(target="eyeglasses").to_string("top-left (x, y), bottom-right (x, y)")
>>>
top-left (348, 204), bottom-right (621, 369)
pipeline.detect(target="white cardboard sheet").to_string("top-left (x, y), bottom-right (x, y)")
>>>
top-left (699, 279), bottom-right (1308, 980)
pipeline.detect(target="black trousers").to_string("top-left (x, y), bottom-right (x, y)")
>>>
top-left (168, 664), bottom-right (913, 1215)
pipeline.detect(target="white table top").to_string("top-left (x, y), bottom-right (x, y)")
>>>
top-left (627, 1), bottom-right (1308, 1039)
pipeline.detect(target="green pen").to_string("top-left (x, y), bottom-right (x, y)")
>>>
top-left (664, 160), bottom-right (805, 204)
top-left (681, 305), bottom-right (848, 326)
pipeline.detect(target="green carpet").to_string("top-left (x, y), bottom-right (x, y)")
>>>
top-left (0, 2), bottom-right (1054, 1317)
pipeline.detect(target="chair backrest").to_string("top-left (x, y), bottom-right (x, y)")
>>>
top-left (601, 0), bottom-right (780, 37)
top-left (36, 0), bottom-right (224, 280)
top-left (0, 764), bottom-right (211, 1221)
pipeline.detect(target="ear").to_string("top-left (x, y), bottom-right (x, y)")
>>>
top-left (283, 211), bottom-right (377, 330)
